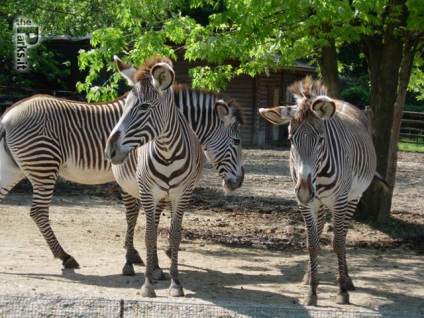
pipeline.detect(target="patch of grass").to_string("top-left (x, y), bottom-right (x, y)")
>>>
top-left (398, 141), bottom-right (424, 153)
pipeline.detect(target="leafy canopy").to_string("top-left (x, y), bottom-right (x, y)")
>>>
top-left (1, 0), bottom-right (423, 101)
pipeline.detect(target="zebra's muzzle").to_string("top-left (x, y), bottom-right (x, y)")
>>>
top-left (295, 173), bottom-right (314, 204)
top-left (105, 131), bottom-right (129, 165)
top-left (222, 167), bottom-right (244, 192)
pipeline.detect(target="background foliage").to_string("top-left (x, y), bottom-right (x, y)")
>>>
top-left (1, 0), bottom-right (423, 106)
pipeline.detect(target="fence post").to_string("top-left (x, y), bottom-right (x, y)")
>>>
top-left (120, 299), bottom-right (124, 318)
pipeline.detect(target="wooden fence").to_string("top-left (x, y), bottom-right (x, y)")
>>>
top-left (400, 111), bottom-right (424, 144)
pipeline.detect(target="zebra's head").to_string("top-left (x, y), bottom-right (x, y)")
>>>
top-left (204, 99), bottom-right (245, 192)
top-left (259, 76), bottom-right (336, 204)
top-left (105, 56), bottom-right (175, 165)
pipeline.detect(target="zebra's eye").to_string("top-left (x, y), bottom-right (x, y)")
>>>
top-left (139, 103), bottom-right (150, 110)
top-left (318, 136), bottom-right (324, 144)
top-left (234, 139), bottom-right (241, 146)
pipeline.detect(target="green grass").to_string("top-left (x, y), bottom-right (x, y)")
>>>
top-left (398, 141), bottom-right (424, 153)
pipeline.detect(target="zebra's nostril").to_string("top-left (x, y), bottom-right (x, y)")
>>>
top-left (111, 149), bottom-right (116, 158)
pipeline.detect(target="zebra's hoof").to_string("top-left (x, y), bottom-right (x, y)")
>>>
top-left (63, 256), bottom-right (80, 269)
top-left (335, 291), bottom-right (350, 304)
top-left (141, 282), bottom-right (156, 298)
top-left (152, 268), bottom-right (166, 280)
top-left (122, 264), bottom-right (136, 276)
top-left (169, 280), bottom-right (184, 297)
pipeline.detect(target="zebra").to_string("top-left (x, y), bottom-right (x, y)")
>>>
top-left (105, 56), bottom-right (202, 298)
top-left (0, 62), bottom-right (244, 272)
top-left (112, 56), bottom-right (245, 277)
top-left (259, 76), bottom-right (380, 306)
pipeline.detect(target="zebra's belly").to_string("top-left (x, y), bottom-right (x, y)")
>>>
top-left (60, 163), bottom-right (115, 185)
top-left (316, 175), bottom-right (373, 207)
top-left (348, 176), bottom-right (372, 201)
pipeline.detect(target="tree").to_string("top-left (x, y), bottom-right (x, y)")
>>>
top-left (354, 0), bottom-right (424, 223)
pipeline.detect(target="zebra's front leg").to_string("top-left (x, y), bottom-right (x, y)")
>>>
top-left (30, 188), bottom-right (79, 269)
top-left (167, 198), bottom-right (189, 297)
top-left (141, 208), bottom-right (158, 298)
top-left (332, 201), bottom-right (351, 304)
top-left (150, 200), bottom-right (168, 280)
top-left (303, 205), bottom-right (324, 285)
top-left (300, 205), bottom-right (321, 306)
top-left (140, 198), bottom-right (166, 297)
top-left (122, 192), bottom-right (143, 276)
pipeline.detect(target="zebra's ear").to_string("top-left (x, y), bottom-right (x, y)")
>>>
top-left (114, 55), bottom-right (137, 86)
top-left (215, 100), bottom-right (232, 123)
top-left (311, 96), bottom-right (336, 120)
top-left (151, 63), bottom-right (175, 91)
top-left (259, 106), bottom-right (294, 125)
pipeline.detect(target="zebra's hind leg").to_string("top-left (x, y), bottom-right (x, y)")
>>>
top-left (122, 192), bottom-right (143, 276)
top-left (29, 181), bottom-right (79, 269)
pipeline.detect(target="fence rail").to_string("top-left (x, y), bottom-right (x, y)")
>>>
top-left (401, 111), bottom-right (424, 144)
top-left (0, 294), bottom-right (422, 318)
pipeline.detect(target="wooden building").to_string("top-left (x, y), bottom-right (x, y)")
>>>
top-left (173, 59), bottom-right (315, 146)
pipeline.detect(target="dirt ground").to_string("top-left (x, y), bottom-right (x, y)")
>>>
top-left (0, 148), bottom-right (423, 315)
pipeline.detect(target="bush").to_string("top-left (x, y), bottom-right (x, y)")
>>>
top-left (341, 85), bottom-right (370, 109)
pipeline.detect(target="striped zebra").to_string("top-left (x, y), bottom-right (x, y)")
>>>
top-left (0, 62), bottom-right (244, 272)
top-left (259, 76), bottom-right (380, 306)
top-left (112, 56), bottom-right (244, 277)
top-left (105, 56), bottom-right (202, 298)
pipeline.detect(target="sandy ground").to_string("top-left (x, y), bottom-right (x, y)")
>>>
top-left (0, 148), bottom-right (423, 316)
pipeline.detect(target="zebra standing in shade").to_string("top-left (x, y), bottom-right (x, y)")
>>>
top-left (105, 56), bottom-right (202, 297)
top-left (0, 60), bottom-right (244, 271)
top-left (259, 76), bottom-right (382, 306)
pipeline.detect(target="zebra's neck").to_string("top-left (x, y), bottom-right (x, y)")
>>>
top-left (174, 87), bottom-right (219, 144)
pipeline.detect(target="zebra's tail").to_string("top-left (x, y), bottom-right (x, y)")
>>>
top-left (373, 172), bottom-right (393, 194)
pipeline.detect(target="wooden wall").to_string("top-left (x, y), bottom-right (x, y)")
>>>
top-left (172, 56), bottom-right (315, 146)
top-left (173, 59), bottom-right (256, 145)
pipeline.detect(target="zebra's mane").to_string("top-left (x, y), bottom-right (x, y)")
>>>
top-left (173, 84), bottom-right (245, 125)
top-left (134, 56), bottom-right (174, 83)
top-left (289, 75), bottom-right (328, 123)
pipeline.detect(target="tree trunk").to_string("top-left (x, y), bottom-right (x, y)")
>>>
top-left (378, 39), bottom-right (416, 223)
top-left (316, 26), bottom-right (341, 99)
top-left (318, 44), bottom-right (341, 99)
top-left (355, 0), bottom-right (410, 224)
